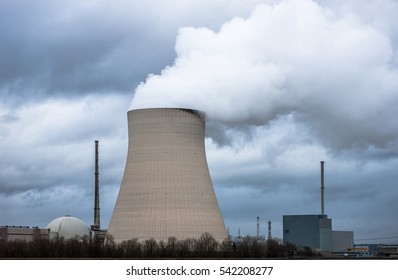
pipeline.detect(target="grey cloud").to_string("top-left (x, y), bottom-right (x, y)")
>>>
top-left (0, 1), bottom-right (173, 97)
top-left (1, 0), bottom-right (269, 100)
top-left (0, 94), bottom-right (129, 194)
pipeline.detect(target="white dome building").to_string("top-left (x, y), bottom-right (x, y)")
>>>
top-left (46, 215), bottom-right (91, 240)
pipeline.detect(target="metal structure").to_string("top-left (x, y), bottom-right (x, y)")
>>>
top-left (256, 217), bottom-right (260, 239)
top-left (91, 140), bottom-right (100, 232)
top-left (268, 221), bottom-right (272, 240)
top-left (107, 108), bottom-right (227, 243)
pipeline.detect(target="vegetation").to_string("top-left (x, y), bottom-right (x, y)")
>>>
top-left (0, 233), bottom-right (313, 259)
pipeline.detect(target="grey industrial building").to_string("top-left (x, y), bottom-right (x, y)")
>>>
top-left (283, 214), bottom-right (354, 252)
top-left (283, 214), bottom-right (333, 252)
top-left (107, 108), bottom-right (228, 243)
top-left (332, 230), bottom-right (354, 251)
top-left (283, 162), bottom-right (354, 254)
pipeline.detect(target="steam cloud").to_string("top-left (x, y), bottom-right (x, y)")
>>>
top-left (131, 0), bottom-right (398, 152)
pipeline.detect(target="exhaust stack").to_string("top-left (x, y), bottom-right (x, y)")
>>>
top-left (321, 161), bottom-right (325, 216)
top-left (256, 216), bottom-right (260, 239)
top-left (268, 221), bottom-right (272, 240)
top-left (92, 140), bottom-right (100, 231)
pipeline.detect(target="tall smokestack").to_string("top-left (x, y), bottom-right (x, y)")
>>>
top-left (268, 221), bottom-right (272, 240)
top-left (93, 140), bottom-right (100, 231)
top-left (257, 216), bottom-right (260, 239)
top-left (321, 160), bottom-right (325, 216)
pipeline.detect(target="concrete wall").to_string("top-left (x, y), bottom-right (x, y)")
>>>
top-left (107, 108), bottom-right (227, 243)
top-left (332, 231), bottom-right (354, 251)
top-left (283, 215), bottom-right (332, 251)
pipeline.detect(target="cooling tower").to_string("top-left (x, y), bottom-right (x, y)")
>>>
top-left (107, 108), bottom-right (227, 243)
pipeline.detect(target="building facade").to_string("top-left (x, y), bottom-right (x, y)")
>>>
top-left (0, 226), bottom-right (49, 242)
top-left (331, 230), bottom-right (354, 251)
top-left (283, 214), bottom-right (332, 252)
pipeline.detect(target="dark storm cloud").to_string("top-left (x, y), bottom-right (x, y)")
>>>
top-left (0, 0), bottom-right (268, 100)
top-left (0, 94), bottom-right (129, 227)
top-left (0, 94), bottom-right (129, 193)
top-left (0, 0), bottom-right (175, 98)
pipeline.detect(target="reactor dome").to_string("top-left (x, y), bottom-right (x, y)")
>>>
top-left (46, 215), bottom-right (91, 240)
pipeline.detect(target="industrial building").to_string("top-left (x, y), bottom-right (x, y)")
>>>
top-left (283, 161), bottom-right (354, 254)
top-left (283, 214), bottom-right (332, 252)
top-left (46, 215), bottom-right (91, 240)
top-left (107, 108), bottom-right (228, 243)
top-left (376, 245), bottom-right (398, 258)
top-left (332, 230), bottom-right (354, 251)
top-left (0, 226), bottom-right (49, 242)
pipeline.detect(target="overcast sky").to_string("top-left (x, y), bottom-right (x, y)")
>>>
top-left (1, 0), bottom-right (398, 243)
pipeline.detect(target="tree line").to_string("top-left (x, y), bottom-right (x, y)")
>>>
top-left (0, 233), bottom-right (315, 259)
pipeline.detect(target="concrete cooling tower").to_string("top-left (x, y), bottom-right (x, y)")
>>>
top-left (107, 108), bottom-right (227, 243)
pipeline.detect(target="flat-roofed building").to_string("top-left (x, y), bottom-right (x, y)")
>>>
top-left (283, 214), bottom-right (332, 252)
top-left (0, 226), bottom-right (49, 242)
top-left (332, 230), bottom-right (354, 251)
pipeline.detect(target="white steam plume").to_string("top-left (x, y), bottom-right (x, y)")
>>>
top-left (131, 0), bottom-right (398, 150)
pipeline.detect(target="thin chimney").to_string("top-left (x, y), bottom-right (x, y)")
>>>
top-left (93, 140), bottom-right (100, 230)
top-left (256, 216), bottom-right (260, 239)
top-left (321, 161), bottom-right (325, 216)
top-left (268, 221), bottom-right (272, 240)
